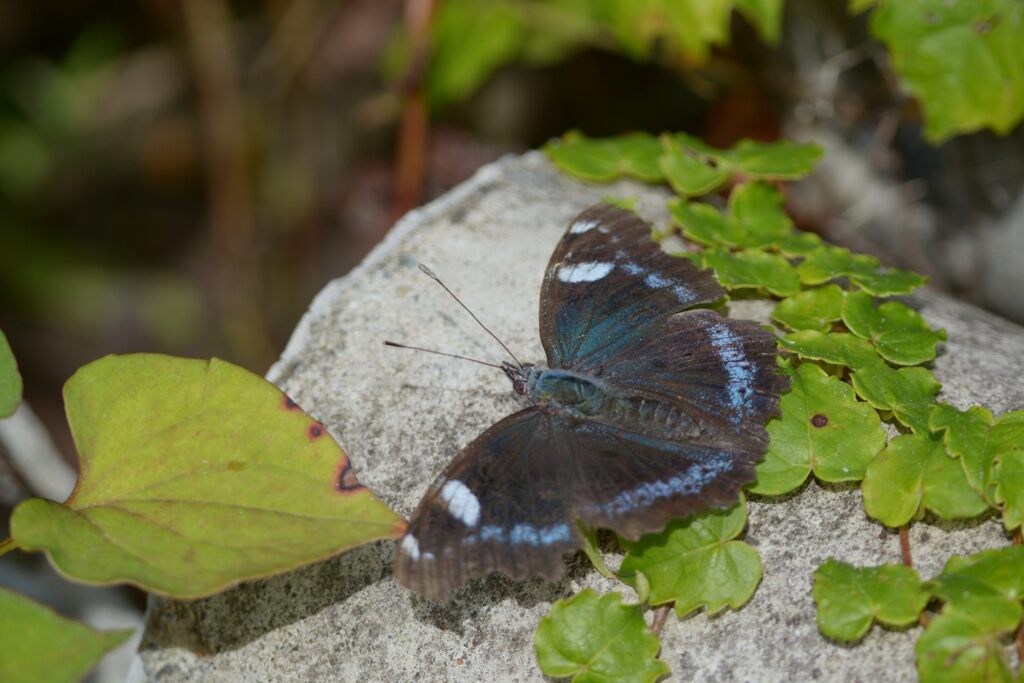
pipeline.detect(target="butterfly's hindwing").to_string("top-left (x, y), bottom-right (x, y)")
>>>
top-left (394, 408), bottom-right (580, 600)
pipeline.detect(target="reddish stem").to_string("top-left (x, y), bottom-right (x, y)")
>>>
top-left (393, 0), bottom-right (435, 219)
top-left (899, 525), bottom-right (913, 567)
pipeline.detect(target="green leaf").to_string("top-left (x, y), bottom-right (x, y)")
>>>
top-left (426, 1), bottom-right (526, 107)
top-left (774, 230), bottom-right (824, 256)
top-left (779, 330), bottom-right (884, 370)
top-left (918, 546), bottom-right (1024, 682)
top-left (929, 405), bottom-right (1024, 502)
top-left (994, 449), bottom-right (1024, 531)
top-left (534, 590), bottom-right (669, 683)
top-left (797, 246), bottom-right (927, 296)
top-left (10, 354), bottom-right (403, 598)
top-left (862, 433), bottom-right (988, 527)
top-left (841, 291), bottom-right (947, 365)
top-left (734, 0), bottom-right (785, 43)
top-left (916, 606), bottom-right (1020, 683)
top-left (0, 587), bottom-right (133, 683)
top-left (670, 182), bottom-right (798, 250)
top-left (850, 364), bottom-right (941, 432)
top-left (702, 248), bottom-right (801, 296)
top-left (929, 403), bottom-right (998, 497)
top-left (812, 559), bottom-right (929, 642)
top-left (619, 496), bottom-right (762, 617)
top-left (772, 285), bottom-right (846, 333)
top-left (544, 131), bottom-right (665, 183)
top-left (871, 0), bottom-right (1024, 141)
top-left (727, 138), bottom-right (824, 179)
top-left (931, 545), bottom-right (1024, 609)
top-left (668, 197), bottom-right (744, 246)
top-left (0, 329), bottom-right (22, 418)
top-left (659, 134), bottom-right (822, 198)
top-left (751, 363), bottom-right (885, 495)
top-left (659, 134), bottom-right (731, 197)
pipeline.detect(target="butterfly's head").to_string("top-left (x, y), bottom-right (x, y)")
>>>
top-left (501, 361), bottom-right (536, 395)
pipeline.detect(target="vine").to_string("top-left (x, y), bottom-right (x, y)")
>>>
top-left (536, 130), bottom-right (1024, 682)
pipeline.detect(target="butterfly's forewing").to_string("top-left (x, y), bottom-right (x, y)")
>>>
top-left (394, 408), bottom-right (580, 600)
top-left (540, 203), bottom-right (725, 372)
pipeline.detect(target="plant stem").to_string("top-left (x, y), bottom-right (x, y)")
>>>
top-left (899, 525), bottom-right (913, 567)
top-left (650, 604), bottom-right (673, 635)
top-left (0, 537), bottom-right (15, 558)
top-left (393, 0), bottom-right (435, 218)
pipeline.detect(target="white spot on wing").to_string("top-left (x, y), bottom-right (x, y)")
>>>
top-left (400, 534), bottom-right (420, 560)
top-left (570, 218), bottom-right (599, 234)
top-left (558, 261), bottom-right (614, 283)
top-left (440, 479), bottom-right (481, 527)
top-left (708, 321), bottom-right (753, 418)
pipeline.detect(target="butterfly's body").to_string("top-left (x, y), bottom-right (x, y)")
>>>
top-left (395, 203), bottom-right (789, 600)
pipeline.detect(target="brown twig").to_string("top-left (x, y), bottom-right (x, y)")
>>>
top-left (650, 604), bottom-right (673, 635)
top-left (182, 0), bottom-right (275, 368)
top-left (1014, 528), bottom-right (1022, 545)
top-left (899, 525), bottom-right (913, 567)
top-left (0, 537), bottom-right (14, 558)
top-left (393, 0), bottom-right (435, 219)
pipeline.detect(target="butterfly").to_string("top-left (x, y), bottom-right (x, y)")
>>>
top-left (394, 202), bottom-right (788, 600)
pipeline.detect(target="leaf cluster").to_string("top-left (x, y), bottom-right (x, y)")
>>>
top-left (542, 130), bottom-right (1022, 682)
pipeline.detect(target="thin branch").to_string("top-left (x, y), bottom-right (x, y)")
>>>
top-left (393, 0), bottom-right (435, 218)
top-left (0, 537), bottom-right (14, 558)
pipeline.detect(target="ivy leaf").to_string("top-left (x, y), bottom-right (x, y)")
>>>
top-left (918, 546), bottom-right (1024, 682)
top-left (862, 433), bottom-right (988, 527)
top-left (871, 0), bottom-right (1024, 141)
top-left (0, 586), bottom-right (133, 683)
top-left (812, 559), bottom-right (929, 642)
top-left (850, 364), bottom-right (941, 432)
top-left (751, 363), bottom-right (885, 495)
top-left (931, 545), bottom-right (1024, 609)
top-left (544, 131), bottom-right (665, 183)
top-left (726, 138), bottom-right (823, 179)
top-left (797, 246), bottom-right (927, 296)
top-left (841, 291), bottom-right (947, 365)
top-left (702, 248), bottom-right (801, 296)
top-left (771, 285), bottom-right (846, 333)
top-left (930, 405), bottom-right (1024, 501)
top-left (994, 449), bottom-right (1024, 531)
top-left (668, 197), bottom-right (742, 246)
top-left (534, 590), bottom-right (669, 683)
top-left (774, 230), bottom-right (824, 256)
top-left (660, 134), bottom-right (822, 197)
top-left (10, 354), bottom-right (403, 598)
top-left (619, 496), bottom-right (762, 617)
top-left (916, 607), bottom-right (1019, 683)
top-left (778, 330), bottom-right (883, 370)
top-left (929, 403), bottom-right (998, 499)
top-left (0, 329), bottom-right (22, 418)
top-left (659, 134), bottom-right (732, 197)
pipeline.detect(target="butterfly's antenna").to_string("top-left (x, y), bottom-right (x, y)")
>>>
top-left (418, 264), bottom-right (524, 368)
top-left (383, 341), bottom-right (504, 370)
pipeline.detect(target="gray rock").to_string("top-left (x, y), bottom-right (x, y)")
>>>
top-left (140, 152), bottom-right (1024, 682)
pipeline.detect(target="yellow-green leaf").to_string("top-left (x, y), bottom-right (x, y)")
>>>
top-left (0, 587), bottom-right (133, 683)
top-left (772, 285), bottom-right (846, 333)
top-left (0, 329), bottom-right (22, 418)
top-left (10, 354), bottom-right (403, 598)
top-left (841, 291), bottom-right (946, 365)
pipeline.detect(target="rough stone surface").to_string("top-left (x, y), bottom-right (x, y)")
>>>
top-left (140, 152), bottom-right (1024, 682)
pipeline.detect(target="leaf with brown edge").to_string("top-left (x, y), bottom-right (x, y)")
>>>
top-left (10, 354), bottom-right (403, 599)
